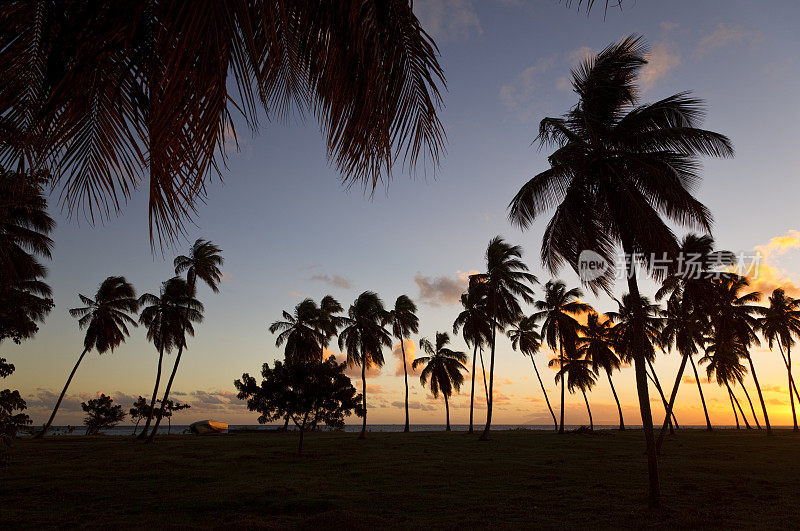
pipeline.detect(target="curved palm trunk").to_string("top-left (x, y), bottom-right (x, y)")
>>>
top-left (444, 393), bottom-right (451, 431)
top-left (728, 385), bottom-right (740, 428)
top-left (581, 389), bottom-right (593, 430)
top-left (624, 254), bottom-right (660, 508)
top-left (147, 346), bottom-right (183, 443)
top-left (726, 382), bottom-right (751, 429)
top-left (737, 375), bottom-right (761, 429)
top-left (787, 342), bottom-right (798, 431)
top-left (657, 353), bottom-right (688, 451)
top-left (647, 359), bottom-right (678, 430)
top-left (139, 345), bottom-right (165, 439)
top-left (559, 339), bottom-right (565, 434)
top-left (480, 290), bottom-right (498, 441)
top-left (468, 343), bottom-right (477, 434)
top-left (531, 355), bottom-right (558, 431)
top-left (359, 342), bottom-right (367, 440)
top-left (36, 348), bottom-right (89, 438)
top-left (607, 371), bottom-right (624, 431)
top-left (479, 348), bottom-right (488, 401)
top-left (777, 345), bottom-right (800, 405)
top-left (690, 354), bottom-right (712, 430)
top-left (401, 338), bottom-right (410, 432)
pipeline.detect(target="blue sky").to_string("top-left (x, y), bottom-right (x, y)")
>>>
top-left (6, 0), bottom-right (800, 427)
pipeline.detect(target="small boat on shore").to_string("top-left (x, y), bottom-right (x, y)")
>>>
top-left (189, 420), bottom-right (228, 434)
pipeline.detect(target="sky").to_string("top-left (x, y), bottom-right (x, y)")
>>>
top-left (5, 0), bottom-right (800, 428)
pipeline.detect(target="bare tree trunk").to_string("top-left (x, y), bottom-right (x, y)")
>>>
top-left (37, 348), bottom-right (89, 438)
top-left (444, 393), bottom-right (450, 431)
top-left (559, 339), bottom-right (565, 434)
top-left (479, 348), bottom-right (488, 402)
top-left (469, 343), bottom-right (477, 434)
top-left (359, 341), bottom-right (367, 440)
top-left (147, 346), bottom-right (183, 443)
top-left (401, 338), bottom-right (410, 432)
top-left (726, 381), bottom-right (750, 429)
top-left (728, 385), bottom-right (740, 428)
top-left (531, 355), bottom-right (558, 430)
top-left (777, 345), bottom-right (800, 404)
top-left (582, 389), bottom-right (593, 430)
top-left (788, 342), bottom-right (798, 431)
top-left (647, 358), bottom-right (678, 430)
top-left (738, 375), bottom-right (761, 429)
top-left (607, 372), bottom-right (625, 430)
top-left (480, 288), bottom-right (498, 441)
top-left (139, 345), bottom-right (165, 439)
top-left (746, 353), bottom-right (771, 435)
top-left (657, 353), bottom-right (688, 451)
top-left (690, 355), bottom-right (712, 430)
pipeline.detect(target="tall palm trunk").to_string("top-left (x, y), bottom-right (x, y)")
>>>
top-left (139, 344), bottom-right (165, 439)
top-left (479, 288), bottom-right (498, 441)
top-left (359, 342), bottom-right (367, 440)
top-left (728, 386), bottom-right (740, 428)
top-left (444, 392), bottom-right (451, 431)
top-left (624, 253), bottom-right (660, 508)
top-left (559, 338), bottom-right (565, 434)
top-left (726, 382), bottom-right (751, 429)
top-left (647, 359), bottom-right (678, 430)
top-left (147, 346), bottom-right (183, 442)
top-left (777, 346), bottom-right (800, 406)
top-left (479, 348), bottom-right (488, 401)
top-left (657, 353), bottom-right (689, 450)
top-left (690, 354), bottom-right (712, 430)
top-left (530, 355), bottom-right (558, 430)
top-left (581, 389), bottom-right (593, 430)
top-left (468, 343), bottom-right (477, 433)
top-left (787, 342), bottom-right (798, 431)
top-left (400, 338), bottom-right (410, 432)
top-left (738, 376), bottom-right (761, 429)
top-left (36, 348), bottom-right (89, 438)
top-left (607, 371), bottom-right (624, 430)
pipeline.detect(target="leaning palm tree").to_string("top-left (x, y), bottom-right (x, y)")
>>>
top-left (472, 237), bottom-right (537, 440)
top-left (453, 284), bottom-right (492, 434)
top-left (508, 315), bottom-right (558, 430)
top-left (577, 312), bottom-right (625, 430)
top-left (701, 327), bottom-right (752, 429)
top-left (36, 276), bottom-right (138, 438)
top-left (413, 332), bottom-right (469, 431)
top-left (146, 279), bottom-right (203, 442)
top-left (758, 288), bottom-right (800, 432)
top-left (137, 277), bottom-right (191, 439)
top-left (387, 295), bottom-right (419, 432)
top-left (338, 291), bottom-right (392, 439)
top-left (550, 355), bottom-right (597, 430)
top-left (534, 280), bottom-right (589, 433)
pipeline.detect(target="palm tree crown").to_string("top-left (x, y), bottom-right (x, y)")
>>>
top-left (69, 276), bottom-right (139, 353)
top-left (174, 239), bottom-right (224, 294)
top-left (413, 332), bottom-right (469, 399)
top-left (139, 277), bottom-right (203, 353)
top-left (578, 312), bottom-right (620, 376)
top-left (269, 299), bottom-right (326, 363)
top-left (338, 292), bottom-right (392, 370)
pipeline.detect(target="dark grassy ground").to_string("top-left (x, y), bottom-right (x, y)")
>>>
top-left (2, 429), bottom-right (799, 528)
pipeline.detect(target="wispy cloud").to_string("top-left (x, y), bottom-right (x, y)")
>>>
top-left (309, 273), bottom-right (352, 290)
top-left (694, 23), bottom-right (760, 58)
top-left (746, 230), bottom-right (800, 297)
top-left (640, 41), bottom-right (681, 92)
top-left (499, 57), bottom-right (556, 120)
top-left (414, 270), bottom-right (477, 306)
top-left (414, 0), bottom-right (482, 42)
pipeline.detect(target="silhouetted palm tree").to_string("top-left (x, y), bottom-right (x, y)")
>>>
top-left (534, 280), bottom-right (589, 433)
top-left (453, 284), bottom-right (492, 433)
top-left (269, 299), bottom-right (325, 363)
top-left (2, 2), bottom-right (446, 245)
top-left (413, 332), bottom-right (468, 431)
top-left (701, 328), bottom-right (751, 429)
top-left (508, 315), bottom-right (558, 430)
top-left (550, 355), bottom-right (597, 430)
top-left (314, 295), bottom-right (346, 358)
top-left (759, 288), bottom-right (800, 432)
top-left (508, 35), bottom-right (733, 507)
top-left (37, 276), bottom-right (138, 437)
top-left (387, 295), bottom-right (419, 432)
top-left (137, 277), bottom-right (192, 439)
top-left (174, 239), bottom-right (224, 295)
top-left (578, 312), bottom-right (624, 430)
top-left (472, 237), bottom-right (537, 440)
top-left (338, 291), bottom-right (392, 439)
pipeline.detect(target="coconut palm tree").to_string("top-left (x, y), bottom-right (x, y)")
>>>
top-left (577, 312), bottom-right (625, 430)
top-left (758, 288), bottom-right (800, 432)
top-left (508, 315), bottom-right (558, 430)
top-left (550, 355), bottom-right (597, 430)
top-left (269, 299), bottom-right (326, 363)
top-left (387, 295), bottom-right (419, 432)
top-left (453, 284), bottom-right (492, 434)
top-left (1, 2), bottom-right (446, 245)
top-left (338, 291), bottom-right (392, 439)
top-left (471, 237), bottom-right (537, 440)
top-left (507, 34), bottom-right (733, 506)
top-left (146, 279), bottom-right (203, 442)
top-left (413, 332), bottom-right (468, 431)
top-left (36, 276), bottom-right (138, 438)
top-left (700, 328), bottom-right (752, 429)
top-left (534, 280), bottom-right (589, 433)
top-left (173, 239), bottom-right (224, 295)
top-left (314, 295), bottom-right (346, 358)
top-left (137, 277), bottom-right (192, 439)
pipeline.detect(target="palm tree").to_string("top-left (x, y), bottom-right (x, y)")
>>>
top-left (338, 291), bottom-right (392, 439)
top-left (759, 288), bottom-right (800, 432)
top-left (269, 299), bottom-right (326, 363)
top-left (387, 295), bottom-right (419, 432)
top-left (701, 328), bottom-right (752, 429)
top-left (2, 2), bottom-right (446, 245)
top-left (137, 277), bottom-right (192, 439)
top-left (508, 315), bottom-right (558, 430)
top-left (146, 279), bottom-right (203, 442)
top-left (472, 237), bottom-right (537, 440)
top-left (413, 332), bottom-right (468, 431)
top-left (507, 35), bottom-right (732, 507)
top-left (453, 284), bottom-right (492, 434)
top-left (173, 239), bottom-right (224, 294)
top-left (36, 276), bottom-right (138, 437)
top-left (314, 295), bottom-right (346, 358)
top-left (578, 312), bottom-right (625, 430)
top-left (534, 280), bottom-right (589, 433)
top-left (550, 355), bottom-right (597, 430)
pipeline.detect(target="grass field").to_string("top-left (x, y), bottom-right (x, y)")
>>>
top-left (2, 429), bottom-right (799, 528)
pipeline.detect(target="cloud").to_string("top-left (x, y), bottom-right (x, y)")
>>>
top-left (768, 397), bottom-right (788, 406)
top-left (392, 400), bottom-right (437, 411)
top-left (309, 274), bottom-right (352, 290)
top-left (414, 270), bottom-right (477, 306)
top-left (694, 23), bottom-right (759, 58)
top-left (499, 57), bottom-right (556, 120)
top-left (682, 375), bottom-right (710, 385)
top-left (640, 41), bottom-right (681, 92)
top-left (744, 230), bottom-right (800, 297)
top-left (414, 0), bottom-right (482, 42)
top-left (393, 339), bottom-right (420, 377)
top-left (220, 271), bottom-right (235, 283)
top-left (329, 348), bottom-right (382, 379)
